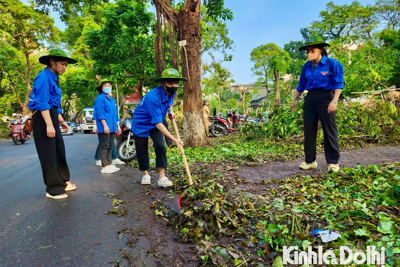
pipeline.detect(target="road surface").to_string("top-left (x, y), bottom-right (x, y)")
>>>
top-left (0, 133), bottom-right (129, 266)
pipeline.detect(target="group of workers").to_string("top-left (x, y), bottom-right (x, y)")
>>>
top-left (27, 34), bottom-right (343, 200)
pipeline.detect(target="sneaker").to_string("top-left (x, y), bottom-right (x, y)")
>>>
top-left (101, 166), bottom-right (117, 174)
top-left (141, 175), bottom-right (151, 185)
top-left (328, 164), bottom-right (340, 172)
top-left (96, 160), bottom-right (102, 166)
top-left (112, 158), bottom-right (125, 165)
top-left (46, 193), bottom-right (68, 199)
top-left (158, 177), bottom-right (173, 187)
top-left (299, 161), bottom-right (318, 170)
top-left (110, 165), bottom-right (120, 171)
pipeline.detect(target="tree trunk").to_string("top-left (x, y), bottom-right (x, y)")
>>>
top-left (22, 51), bottom-right (32, 115)
top-left (10, 82), bottom-right (24, 108)
top-left (274, 68), bottom-right (280, 105)
top-left (265, 74), bottom-right (269, 98)
top-left (218, 88), bottom-right (221, 113)
top-left (177, 3), bottom-right (207, 147)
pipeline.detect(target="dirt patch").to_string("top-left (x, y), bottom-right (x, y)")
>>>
top-left (110, 171), bottom-right (198, 267)
top-left (235, 145), bottom-right (400, 194)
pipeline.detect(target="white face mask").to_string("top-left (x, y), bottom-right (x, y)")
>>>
top-left (103, 87), bottom-right (112, 94)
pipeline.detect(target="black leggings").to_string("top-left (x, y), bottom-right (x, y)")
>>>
top-left (134, 128), bottom-right (167, 171)
top-left (32, 107), bottom-right (70, 195)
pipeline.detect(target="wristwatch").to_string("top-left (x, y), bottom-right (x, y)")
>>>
top-left (332, 100), bottom-right (338, 104)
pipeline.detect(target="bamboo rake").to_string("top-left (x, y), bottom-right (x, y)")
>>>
top-left (171, 118), bottom-right (193, 185)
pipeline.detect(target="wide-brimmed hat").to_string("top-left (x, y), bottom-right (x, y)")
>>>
top-left (39, 49), bottom-right (78, 65)
top-left (96, 78), bottom-right (116, 91)
top-left (154, 68), bottom-right (187, 83)
top-left (299, 35), bottom-right (330, 51)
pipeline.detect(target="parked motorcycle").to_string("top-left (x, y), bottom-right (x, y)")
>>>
top-left (117, 108), bottom-right (136, 162)
top-left (209, 114), bottom-right (236, 137)
top-left (9, 121), bottom-right (29, 145)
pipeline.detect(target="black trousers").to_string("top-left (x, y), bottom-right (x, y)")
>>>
top-left (303, 89), bottom-right (340, 164)
top-left (134, 128), bottom-right (167, 171)
top-left (98, 133), bottom-right (116, 167)
top-left (32, 107), bottom-right (70, 195)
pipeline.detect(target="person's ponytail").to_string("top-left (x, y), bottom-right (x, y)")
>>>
top-left (320, 47), bottom-right (329, 57)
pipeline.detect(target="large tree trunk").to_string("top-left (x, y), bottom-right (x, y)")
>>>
top-left (22, 51), bottom-right (32, 115)
top-left (177, 3), bottom-right (207, 147)
top-left (274, 68), bottom-right (280, 105)
top-left (218, 88), bottom-right (221, 112)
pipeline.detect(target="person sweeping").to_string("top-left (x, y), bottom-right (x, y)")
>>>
top-left (132, 68), bottom-right (185, 187)
top-left (291, 35), bottom-right (344, 172)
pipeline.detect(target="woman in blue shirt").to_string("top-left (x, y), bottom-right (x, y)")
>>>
top-left (291, 36), bottom-right (344, 172)
top-left (132, 68), bottom-right (185, 187)
top-left (93, 78), bottom-right (122, 174)
top-left (28, 49), bottom-right (77, 199)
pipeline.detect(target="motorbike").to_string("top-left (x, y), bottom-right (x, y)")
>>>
top-left (9, 121), bottom-right (29, 145)
top-left (209, 113), bottom-right (236, 137)
top-left (117, 108), bottom-right (136, 162)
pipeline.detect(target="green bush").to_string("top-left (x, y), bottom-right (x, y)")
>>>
top-left (0, 121), bottom-right (10, 139)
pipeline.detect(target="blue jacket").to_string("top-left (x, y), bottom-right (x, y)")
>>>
top-left (93, 93), bottom-right (120, 133)
top-left (28, 68), bottom-right (63, 114)
top-left (132, 86), bottom-right (174, 137)
top-left (297, 55), bottom-right (344, 93)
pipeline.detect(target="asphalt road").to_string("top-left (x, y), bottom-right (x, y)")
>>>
top-left (0, 133), bottom-right (130, 266)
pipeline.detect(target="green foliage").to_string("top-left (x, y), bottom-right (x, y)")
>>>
top-left (309, 1), bottom-right (377, 42)
top-left (250, 43), bottom-right (292, 104)
top-left (85, 0), bottom-right (156, 96)
top-left (0, 0), bottom-right (59, 52)
top-left (163, 163), bottom-right (400, 266)
top-left (0, 121), bottom-right (11, 139)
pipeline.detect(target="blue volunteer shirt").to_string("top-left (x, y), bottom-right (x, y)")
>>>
top-left (93, 93), bottom-right (120, 134)
top-left (132, 86), bottom-right (174, 137)
top-left (28, 68), bottom-right (63, 114)
top-left (297, 55), bottom-right (344, 93)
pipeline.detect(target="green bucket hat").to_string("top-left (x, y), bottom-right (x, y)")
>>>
top-left (96, 78), bottom-right (116, 91)
top-left (299, 35), bottom-right (330, 51)
top-left (39, 49), bottom-right (78, 65)
top-left (154, 68), bottom-right (187, 83)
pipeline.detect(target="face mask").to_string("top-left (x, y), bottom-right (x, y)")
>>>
top-left (165, 86), bottom-right (178, 94)
top-left (103, 87), bottom-right (112, 94)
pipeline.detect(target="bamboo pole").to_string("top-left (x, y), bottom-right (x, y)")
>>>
top-left (172, 118), bottom-right (193, 185)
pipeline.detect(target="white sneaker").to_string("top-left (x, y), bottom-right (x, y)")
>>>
top-left (158, 177), bottom-right (173, 187)
top-left (96, 160), bottom-right (102, 166)
top-left (112, 158), bottom-right (125, 165)
top-left (299, 161), bottom-right (318, 170)
top-left (141, 175), bottom-right (151, 185)
top-left (101, 166), bottom-right (117, 174)
top-left (110, 165), bottom-right (120, 171)
top-left (328, 164), bottom-right (340, 172)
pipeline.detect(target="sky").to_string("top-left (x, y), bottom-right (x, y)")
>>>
top-left (27, 0), bottom-right (377, 84)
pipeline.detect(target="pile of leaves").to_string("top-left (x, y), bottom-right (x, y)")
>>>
top-left (157, 164), bottom-right (400, 266)
top-left (242, 102), bottom-right (400, 148)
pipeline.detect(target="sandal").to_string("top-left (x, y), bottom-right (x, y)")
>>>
top-left (65, 181), bottom-right (76, 191)
top-left (46, 193), bottom-right (68, 199)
